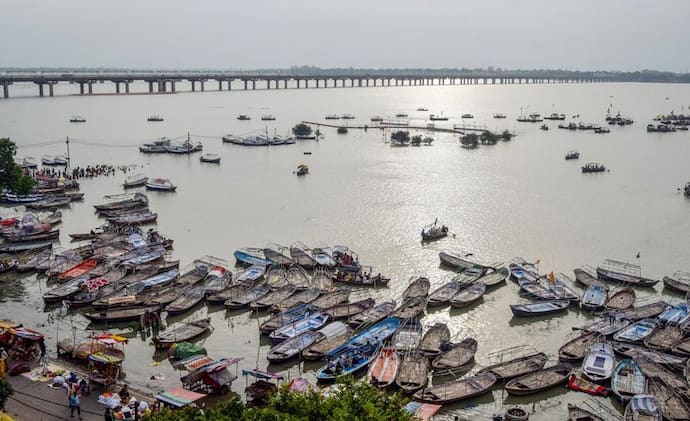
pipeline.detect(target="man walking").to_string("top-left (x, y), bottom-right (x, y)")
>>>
top-left (69, 391), bottom-right (82, 419)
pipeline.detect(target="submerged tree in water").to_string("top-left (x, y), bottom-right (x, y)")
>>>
top-left (501, 130), bottom-right (514, 141)
top-left (391, 130), bottom-right (410, 142)
top-left (292, 123), bottom-right (313, 137)
top-left (337, 127), bottom-right (348, 134)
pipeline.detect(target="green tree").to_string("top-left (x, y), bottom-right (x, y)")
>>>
top-left (0, 138), bottom-right (34, 195)
top-left (292, 124), bottom-right (313, 137)
top-left (479, 131), bottom-right (498, 144)
top-left (410, 135), bottom-right (422, 145)
top-left (0, 377), bottom-right (13, 412)
top-left (337, 127), bottom-right (348, 134)
top-left (501, 130), bottom-right (514, 141)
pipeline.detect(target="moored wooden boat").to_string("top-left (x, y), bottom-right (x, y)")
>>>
top-left (605, 288), bottom-right (636, 310)
top-left (658, 302), bottom-right (690, 324)
top-left (402, 277), bottom-right (431, 300)
top-left (286, 265), bottom-right (311, 290)
top-left (6, 229), bottom-right (60, 243)
top-left (367, 346), bottom-right (400, 388)
top-left (57, 258), bottom-right (97, 282)
top-left (259, 303), bottom-right (311, 335)
top-left (438, 251), bottom-right (484, 271)
top-left (166, 286), bottom-right (206, 315)
top-left (635, 355), bottom-right (688, 390)
top-left (316, 342), bottom-right (379, 382)
top-left (504, 364), bottom-right (572, 395)
top-left (615, 300), bottom-right (669, 321)
top-left (272, 287), bottom-right (321, 311)
top-left (558, 332), bottom-right (599, 362)
top-left (310, 288), bottom-right (350, 310)
top-left (597, 259), bottom-right (659, 287)
top-left (265, 266), bottom-right (288, 289)
top-left (289, 244), bottom-right (318, 269)
top-left (94, 193), bottom-right (148, 212)
top-left (449, 282), bottom-right (486, 308)
top-left (310, 268), bottom-right (334, 291)
top-left (395, 350), bottom-right (429, 393)
top-left (42, 277), bottom-right (84, 303)
top-left (573, 267), bottom-right (600, 287)
top-left (623, 394), bottom-right (662, 421)
top-left (611, 359), bottom-right (645, 403)
top-left (510, 300), bottom-right (569, 317)
top-left (301, 327), bottom-right (354, 361)
top-left (323, 298), bottom-right (375, 320)
top-left (225, 284), bottom-right (271, 310)
top-left (663, 271), bottom-right (690, 294)
top-left (613, 342), bottom-right (687, 368)
top-left (347, 300), bottom-right (396, 328)
top-left (269, 312), bottom-right (329, 343)
top-left (390, 296), bottom-right (427, 320)
top-left (427, 281), bottom-right (461, 306)
top-left (644, 324), bottom-right (683, 351)
top-left (263, 247), bottom-right (294, 265)
top-left (613, 318), bottom-right (656, 343)
top-left (431, 338), bottom-right (477, 371)
top-left (206, 284), bottom-right (248, 305)
top-left (478, 352), bottom-right (549, 380)
top-left (412, 372), bottom-right (496, 404)
top-left (152, 319), bottom-right (211, 348)
top-left (123, 173), bottom-right (148, 188)
top-left (267, 321), bottom-right (348, 363)
top-left (582, 343), bottom-right (615, 383)
top-left (419, 323), bottom-right (450, 357)
top-left (83, 305), bottom-right (161, 323)
top-left (477, 267), bottom-right (509, 287)
top-left (671, 337), bottom-right (690, 357)
top-left (567, 404), bottom-right (604, 421)
top-left (250, 285), bottom-right (296, 311)
top-left (392, 319), bottom-right (423, 351)
top-left (517, 278), bottom-right (560, 301)
top-left (581, 283), bottom-right (608, 311)
top-left (646, 379), bottom-right (690, 421)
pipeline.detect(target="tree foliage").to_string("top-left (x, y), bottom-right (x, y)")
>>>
top-left (144, 378), bottom-right (410, 421)
top-left (479, 130), bottom-right (498, 145)
top-left (0, 377), bottom-right (13, 411)
top-left (292, 124), bottom-right (313, 137)
top-left (390, 131), bottom-right (410, 142)
top-left (337, 127), bottom-right (348, 134)
top-left (0, 138), bottom-right (34, 195)
top-left (410, 135), bottom-right (422, 145)
top-left (501, 130), bottom-right (513, 141)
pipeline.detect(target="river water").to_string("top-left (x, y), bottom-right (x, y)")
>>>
top-left (1, 81), bottom-right (690, 420)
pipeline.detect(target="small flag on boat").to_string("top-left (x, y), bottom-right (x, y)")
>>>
top-left (636, 252), bottom-right (640, 259)
top-left (547, 272), bottom-right (555, 284)
top-left (534, 258), bottom-right (541, 265)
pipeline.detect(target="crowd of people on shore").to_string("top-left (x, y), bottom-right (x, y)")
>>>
top-left (25, 164), bottom-right (144, 181)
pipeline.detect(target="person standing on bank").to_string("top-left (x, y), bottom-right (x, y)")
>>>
top-left (69, 391), bottom-right (82, 419)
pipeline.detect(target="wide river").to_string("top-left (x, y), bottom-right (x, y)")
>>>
top-left (1, 81), bottom-right (689, 420)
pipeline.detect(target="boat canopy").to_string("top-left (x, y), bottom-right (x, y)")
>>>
top-left (155, 387), bottom-right (207, 408)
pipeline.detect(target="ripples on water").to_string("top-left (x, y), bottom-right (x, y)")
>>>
top-left (1, 82), bottom-right (690, 419)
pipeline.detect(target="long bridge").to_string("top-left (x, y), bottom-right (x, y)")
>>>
top-left (0, 71), bottom-right (613, 99)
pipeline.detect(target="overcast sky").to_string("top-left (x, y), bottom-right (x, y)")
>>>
top-left (2, 0), bottom-right (688, 72)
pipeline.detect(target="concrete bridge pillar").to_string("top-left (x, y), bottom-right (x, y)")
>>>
top-left (148, 81), bottom-right (154, 93)
top-left (244, 80), bottom-right (248, 90)
top-left (170, 81), bottom-right (176, 93)
top-left (114, 82), bottom-right (120, 94)
top-left (358, 79), bottom-right (362, 87)
top-left (47, 82), bottom-right (56, 96)
top-left (252, 80), bottom-right (256, 90)
top-left (88, 82), bottom-right (93, 94)
top-left (191, 80), bottom-right (196, 91)
top-left (283, 79), bottom-right (287, 89)
top-left (218, 80), bottom-right (222, 91)
top-left (125, 81), bottom-right (131, 93)
top-left (1, 82), bottom-right (10, 98)
top-left (158, 81), bottom-right (165, 92)
top-left (315, 79), bottom-right (319, 88)
top-left (36, 83), bottom-right (44, 97)
top-left (266, 80), bottom-right (271, 89)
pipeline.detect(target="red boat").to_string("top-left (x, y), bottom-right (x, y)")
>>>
top-left (566, 374), bottom-right (609, 396)
top-left (58, 258), bottom-right (97, 281)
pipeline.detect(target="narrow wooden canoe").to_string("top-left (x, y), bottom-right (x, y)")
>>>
top-left (615, 300), bottom-right (669, 321)
top-left (477, 352), bottom-right (549, 380)
top-left (310, 288), bottom-right (350, 310)
top-left (413, 372), bottom-right (496, 404)
top-left (477, 267), bottom-right (509, 287)
top-left (323, 298), bottom-right (375, 320)
top-left (395, 350), bottom-right (429, 393)
top-left (259, 303), bottom-right (310, 335)
top-left (57, 258), bottom-right (97, 281)
top-left (367, 347), bottom-right (400, 388)
top-left (449, 282), bottom-right (486, 308)
top-left (612, 342), bottom-right (687, 368)
top-left (605, 288), bottom-right (636, 310)
top-left (573, 267), bottom-right (600, 288)
top-left (663, 273), bottom-right (690, 294)
top-left (272, 287), bottom-right (321, 312)
top-left (431, 338), bottom-right (477, 371)
top-left (510, 300), bottom-right (569, 317)
top-left (166, 286), bottom-right (206, 315)
top-left (301, 329), bottom-right (353, 361)
top-left (83, 305), bottom-right (161, 323)
top-left (505, 364), bottom-right (572, 395)
top-left (249, 285), bottom-right (297, 311)
top-left (347, 301), bottom-right (396, 328)
top-left (153, 318), bottom-right (211, 348)
top-left (225, 284), bottom-right (271, 310)
top-left (419, 323), bottom-right (450, 357)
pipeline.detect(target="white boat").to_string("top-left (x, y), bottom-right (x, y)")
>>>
top-left (624, 395), bottom-right (662, 421)
top-left (140, 137), bottom-right (171, 153)
top-left (145, 178), bottom-right (177, 192)
top-left (582, 343), bottom-right (615, 383)
top-left (41, 155), bottom-right (56, 165)
top-left (54, 154), bottom-right (69, 165)
top-left (69, 116), bottom-right (86, 123)
top-left (200, 153), bottom-right (221, 163)
top-left (123, 173), bottom-right (148, 188)
top-left (18, 157), bottom-right (38, 168)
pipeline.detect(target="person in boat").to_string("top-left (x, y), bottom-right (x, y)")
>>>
top-left (119, 384), bottom-right (130, 402)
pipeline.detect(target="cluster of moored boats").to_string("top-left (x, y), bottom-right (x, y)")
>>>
top-left (139, 136), bottom-right (203, 154)
top-left (221, 133), bottom-right (297, 146)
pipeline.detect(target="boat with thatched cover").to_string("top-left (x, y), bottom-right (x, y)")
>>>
top-left (395, 350), bottom-right (429, 393)
top-left (558, 332), bottom-right (599, 362)
top-left (504, 364), bottom-right (572, 395)
top-left (412, 373), bottom-right (496, 404)
top-left (431, 338), bottom-right (477, 371)
top-left (605, 288), bottom-right (636, 310)
top-left (347, 301), bottom-right (396, 328)
top-left (367, 347), bottom-right (400, 389)
top-left (419, 323), bottom-right (450, 358)
top-left (153, 319), bottom-right (212, 348)
top-left (477, 352), bottom-right (548, 380)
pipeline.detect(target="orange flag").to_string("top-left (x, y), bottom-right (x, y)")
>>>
top-left (547, 272), bottom-right (555, 284)
top-left (534, 258), bottom-right (541, 265)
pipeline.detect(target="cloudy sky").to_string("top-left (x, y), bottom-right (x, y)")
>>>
top-left (2, 0), bottom-right (688, 71)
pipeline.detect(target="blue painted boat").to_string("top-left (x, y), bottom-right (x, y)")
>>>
top-left (611, 359), bottom-right (645, 403)
top-left (657, 302), bottom-right (690, 324)
top-left (269, 312), bottom-right (329, 343)
top-left (328, 317), bottom-right (401, 357)
top-left (612, 318), bottom-right (656, 343)
top-left (122, 246), bottom-right (166, 266)
top-left (233, 248), bottom-right (271, 267)
top-left (235, 265), bottom-right (266, 284)
top-left (517, 278), bottom-right (560, 300)
top-left (581, 283), bottom-right (608, 311)
top-left (624, 395), bottom-right (662, 421)
top-left (259, 303), bottom-right (311, 335)
top-left (316, 342), bottom-right (380, 381)
top-left (140, 269), bottom-right (179, 288)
